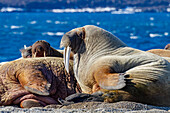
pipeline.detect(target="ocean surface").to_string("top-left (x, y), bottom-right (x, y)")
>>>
top-left (0, 12), bottom-right (170, 62)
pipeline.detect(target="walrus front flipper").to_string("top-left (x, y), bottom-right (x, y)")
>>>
top-left (58, 93), bottom-right (104, 105)
top-left (90, 61), bottom-right (127, 92)
top-left (94, 71), bottom-right (126, 90)
top-left (16, 68), bottom-right (51, 96)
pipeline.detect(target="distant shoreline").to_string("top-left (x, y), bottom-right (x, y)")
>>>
top-left (0, 0), bottom-right (169, 13)
top-left (0, 7), bottom-right (170, 13)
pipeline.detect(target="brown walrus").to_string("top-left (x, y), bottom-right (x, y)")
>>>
top-left (31, 40), bottom-right (63, 58)
top-left (146, 44), bottom-right (170, 62)
top-left (20, 40), bottom-right (74, 60)
top-left (0, 57), bottom-right (80, 108)
top-left (147, 49), bottom-right (170, 57)
top-left (60, 25), bottom-right (170, 106)
top-left (164, 44), bottom-right (170, 50)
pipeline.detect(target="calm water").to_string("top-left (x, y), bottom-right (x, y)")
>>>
top-left (0, 12), bottom-right (170, 62)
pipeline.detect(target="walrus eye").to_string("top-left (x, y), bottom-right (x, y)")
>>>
top-left (64, 46), bottom-right (71, 73)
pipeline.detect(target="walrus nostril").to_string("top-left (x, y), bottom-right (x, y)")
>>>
top-left (36, 46), bottom-right (44, 52)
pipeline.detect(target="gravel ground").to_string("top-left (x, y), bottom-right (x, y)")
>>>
top-left (0, 101), bottom-right (169, 113)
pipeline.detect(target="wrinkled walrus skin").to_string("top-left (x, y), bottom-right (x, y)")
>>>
top-left (60, 25), bottom-right (170, 106)
top-left (0, 57), bottom-right (78, 107)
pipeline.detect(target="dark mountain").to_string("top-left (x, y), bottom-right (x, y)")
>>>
top-left (0, 0), bottom-right (169, 12)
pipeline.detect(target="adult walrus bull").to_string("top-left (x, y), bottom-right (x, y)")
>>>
top-left (0, 57), bottom-right (79, 108)
top-left (60, 25), bottom-right (170, 106)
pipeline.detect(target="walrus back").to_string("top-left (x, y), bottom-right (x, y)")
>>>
top-left (0, 57), bottom-right (78, 105)
top-left (120, 49), bottom-right (170, 106)
top-left (89, 47), bottom-right (170, 106)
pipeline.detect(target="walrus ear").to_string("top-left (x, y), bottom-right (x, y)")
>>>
top-left (76, 27), bottom-right (85, 40)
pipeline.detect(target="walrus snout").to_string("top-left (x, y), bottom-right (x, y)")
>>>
top-left (60, 27), bottom-right (85, 52)
top-left (32, 40), bottom-right (51, 57)
top-left (33, 45), bottom-right (46, 57)
top-left (60, 27), bottom-right (86, 73)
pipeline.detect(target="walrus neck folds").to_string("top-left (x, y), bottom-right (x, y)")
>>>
top-left (79, 26), bottom-right (127, 63)
top-left (72, 26), bottom-right (127, 83)
top-left (83, 25), bottom-right (127, 59)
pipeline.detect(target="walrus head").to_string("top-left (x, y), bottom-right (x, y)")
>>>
top-left (60, 25), bottom-right (127, 73)
top-left (32, 40), bottom-right (51, 57)
top-left (20, 45), bottom-right (32, 58)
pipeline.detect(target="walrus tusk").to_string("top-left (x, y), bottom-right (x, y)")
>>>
top-left (64, 46), bottom-right (71, 73)
top-left (44, 51), bottom-right (46, 57)
top-left (33, 52), bottom-right (37, 58)
top-left (24, 45), bottom-right (27, 49)
top-left (64, 48), bottom-right (66, 67)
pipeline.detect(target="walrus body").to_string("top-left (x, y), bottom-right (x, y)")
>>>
top-left (147, 49), bottom-right (170, 62)
top-left (0, 57), bottom-right (78, 107)
top-left (147, 49), bottom-right (170, 57)
top-left (60, 25), bottom-right (170, 106)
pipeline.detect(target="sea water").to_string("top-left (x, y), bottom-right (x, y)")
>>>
top-left (0, 12), bottom-right (170, 62)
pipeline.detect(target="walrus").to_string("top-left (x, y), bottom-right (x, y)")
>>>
top-left (20, 45), bottom-right (32, 58)
top-left (0, 57), bottom-right (80, 108)
top-left (164, 44), bottom-right (170, 50)
top-left (32, 40), bottom-right (74, 59)
top-left (60, 25), bottom-right (170, 106)
top-left (146, 45), bottom-right (170, 62)
top-left (20, 40), bottom-right (74, 59)
top-left (147, 49), bottom-right (170, 57)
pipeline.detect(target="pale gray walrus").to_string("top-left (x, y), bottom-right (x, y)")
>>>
top-left (60, 25), bottom-right (170, 106)
top-left (0, 57), bottom-right (81, 108)
top-left (20, 45), bottom-right (32, 58)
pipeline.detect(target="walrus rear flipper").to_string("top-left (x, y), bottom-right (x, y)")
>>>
top-left (17, 68), bottom-right (51, 96)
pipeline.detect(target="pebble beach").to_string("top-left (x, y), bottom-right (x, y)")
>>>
top-left (0, 101), bottom-right (169, 113)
